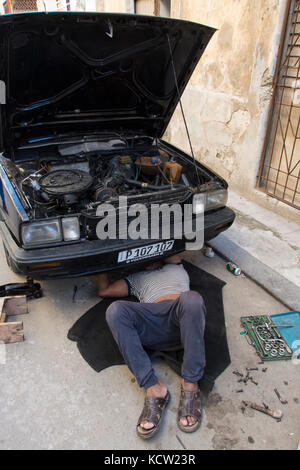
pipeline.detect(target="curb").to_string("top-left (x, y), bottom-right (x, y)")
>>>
top-left (209, 233), bottom-right (299, 311)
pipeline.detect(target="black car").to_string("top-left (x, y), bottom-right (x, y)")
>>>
top-left (0, 12), bottom-right (235, 279)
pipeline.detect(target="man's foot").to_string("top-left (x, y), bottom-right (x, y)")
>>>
top-left (177, 380), bottom-right (202, 433)
top-left (179, 380), bottom-right (198, 427)
top-left (136, 382), bottom-right (170, 440)
top-left (140, 381), bottom-right (168, 430)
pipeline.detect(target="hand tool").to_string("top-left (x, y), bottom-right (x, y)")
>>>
top-left (243, 401), bottom-right (283, 420)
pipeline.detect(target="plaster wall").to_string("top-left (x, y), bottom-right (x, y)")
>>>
top-left (103, 0), bottom-right (133, 13)
top-left (164, 0), bottom-right (299, 222)
top-left (41, 0), bottom-right (133, 12)
top-left (135, 0), bottom-right (170, 16)
top-left (135, 0), bottom-right (154, 14)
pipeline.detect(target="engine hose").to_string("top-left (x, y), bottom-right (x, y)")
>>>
top-left (125, 179), bottom-right (183, 191)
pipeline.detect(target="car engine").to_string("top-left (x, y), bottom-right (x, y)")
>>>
top-left (9, 142), bottom-right (208, 219)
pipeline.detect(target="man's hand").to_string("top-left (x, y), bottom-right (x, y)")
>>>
top-left (98, 272), bottom-right (129, 298)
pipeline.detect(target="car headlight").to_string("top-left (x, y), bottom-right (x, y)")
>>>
top-left (22, 219), bottom-right (62, 247)
top-left (61, 217), bottom-right (80, 241)
top-left (193, 193), bottom-right (206, 214)
top-left (205, 189), bottom-right (228, 211)
top-left (193, 189), bottom-right (228, 214)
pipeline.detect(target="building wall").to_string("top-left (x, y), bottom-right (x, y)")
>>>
top-left (135, 0), bottom-right (170, 16)
top-left (135, 0), bottom-right (153, 14)
top-left (164, 0), bottom-right (299, 222)
top-left (40, 0), bottom-right (133, 12)
top-left (103, 0), bottom-right (133, 12)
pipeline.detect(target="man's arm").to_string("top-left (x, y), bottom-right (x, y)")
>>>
top-left (98, 273), bottom-right (129, 298)
top-left (163, 254), bottom-right (182, 265)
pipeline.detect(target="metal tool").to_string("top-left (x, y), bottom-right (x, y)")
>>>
top-left (255, 325), bottom-right (292, 354)
top-left (243, 401), bottom-right (283, 420)
top-left (274, 388), bottom-right (288, 405)
top-left (241, 315), bottom-right (293, 361)
top-left (272, 324), bottom-right (294, 328)
top-left (72, 285), bottom-right (78, 303)
top-left (0, 276), bottom-right (42, 299)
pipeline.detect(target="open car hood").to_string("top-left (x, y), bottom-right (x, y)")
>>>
top-left (0, 12), bottom-right (215, 153)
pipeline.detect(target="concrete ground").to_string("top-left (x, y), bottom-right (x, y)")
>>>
top-left (0, 245), bottom-right (299, 450)
top-left (210, 191), bottom-right (300, 311)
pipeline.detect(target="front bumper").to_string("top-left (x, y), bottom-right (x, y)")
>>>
top-left (0, 207), bottom-right (235, 279)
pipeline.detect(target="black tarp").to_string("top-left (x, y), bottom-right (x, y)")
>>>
top-left (68, 261), bottom-right (230, 394)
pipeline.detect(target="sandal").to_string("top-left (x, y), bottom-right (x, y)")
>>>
top-left (136, 390), bottom-right (170, 439)
top-left (177, 386), bottom-right (202, 433)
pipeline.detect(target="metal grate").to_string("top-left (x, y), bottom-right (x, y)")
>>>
top-left (12, 0), bottom-right (37, 11)
top-left (258, 0), bottom-right (300, 209)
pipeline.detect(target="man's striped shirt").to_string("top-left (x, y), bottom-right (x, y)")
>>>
top-left (126, 263), bottom-right (190, 303)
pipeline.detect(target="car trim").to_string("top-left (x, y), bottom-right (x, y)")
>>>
top-left (0, 164), bottom-right (29, 222)
top-left (0, 207), bottom-right (235, 264)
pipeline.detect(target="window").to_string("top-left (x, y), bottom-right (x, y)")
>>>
top-left (257, 0), bottom-right (300, 209)
top-left (12, 0), bottom-right (37, 12)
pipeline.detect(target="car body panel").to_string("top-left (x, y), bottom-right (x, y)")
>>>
top-left (0, 12), bottom-right (216, 154)
top-left (0, 206), bottom-right (235, 278)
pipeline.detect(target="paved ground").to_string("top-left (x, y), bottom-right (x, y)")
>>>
top-left (0, 245), bottom-right (299, 450)
top-left (210, 191), bottom-right (300, 311)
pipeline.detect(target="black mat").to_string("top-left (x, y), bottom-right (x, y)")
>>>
top-left (68, 261), bottom-right (230, 394)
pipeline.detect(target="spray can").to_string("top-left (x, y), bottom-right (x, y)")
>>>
top-left (226, 262), bottom-right (241, 276)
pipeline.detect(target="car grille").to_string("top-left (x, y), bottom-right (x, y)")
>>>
top-left (82, 189), bottom-right (194, 240)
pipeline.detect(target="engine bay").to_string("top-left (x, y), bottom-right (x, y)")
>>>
top-left (5, 140), bottom-right (213, 219)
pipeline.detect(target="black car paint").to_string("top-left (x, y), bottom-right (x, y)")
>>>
top-left (0, 12), bottom-right (216, 153)
top-left (1, 207), bottom-right (234, 279)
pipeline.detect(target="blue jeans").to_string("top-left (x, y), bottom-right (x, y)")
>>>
top-left (106, 291), bottom-right (206, 389)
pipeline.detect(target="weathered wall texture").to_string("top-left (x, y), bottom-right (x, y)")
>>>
top-left (164, 0), bottom-right (298, 221)
top-left (41, 0), bottom-right (133, 12)
top-left (103, 0), bottom-right (134, 12)
top-left (135, 0), bottom-right (154, 14)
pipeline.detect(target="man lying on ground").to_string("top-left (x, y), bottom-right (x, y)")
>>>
top-left (98, 254), bottom-right (206, 439)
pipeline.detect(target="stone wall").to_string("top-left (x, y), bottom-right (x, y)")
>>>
top-left (164, 0), bottom-right (299, 222)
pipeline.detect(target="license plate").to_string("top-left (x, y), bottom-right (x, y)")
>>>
top-left (117, 240), bottom-right (175, 264)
